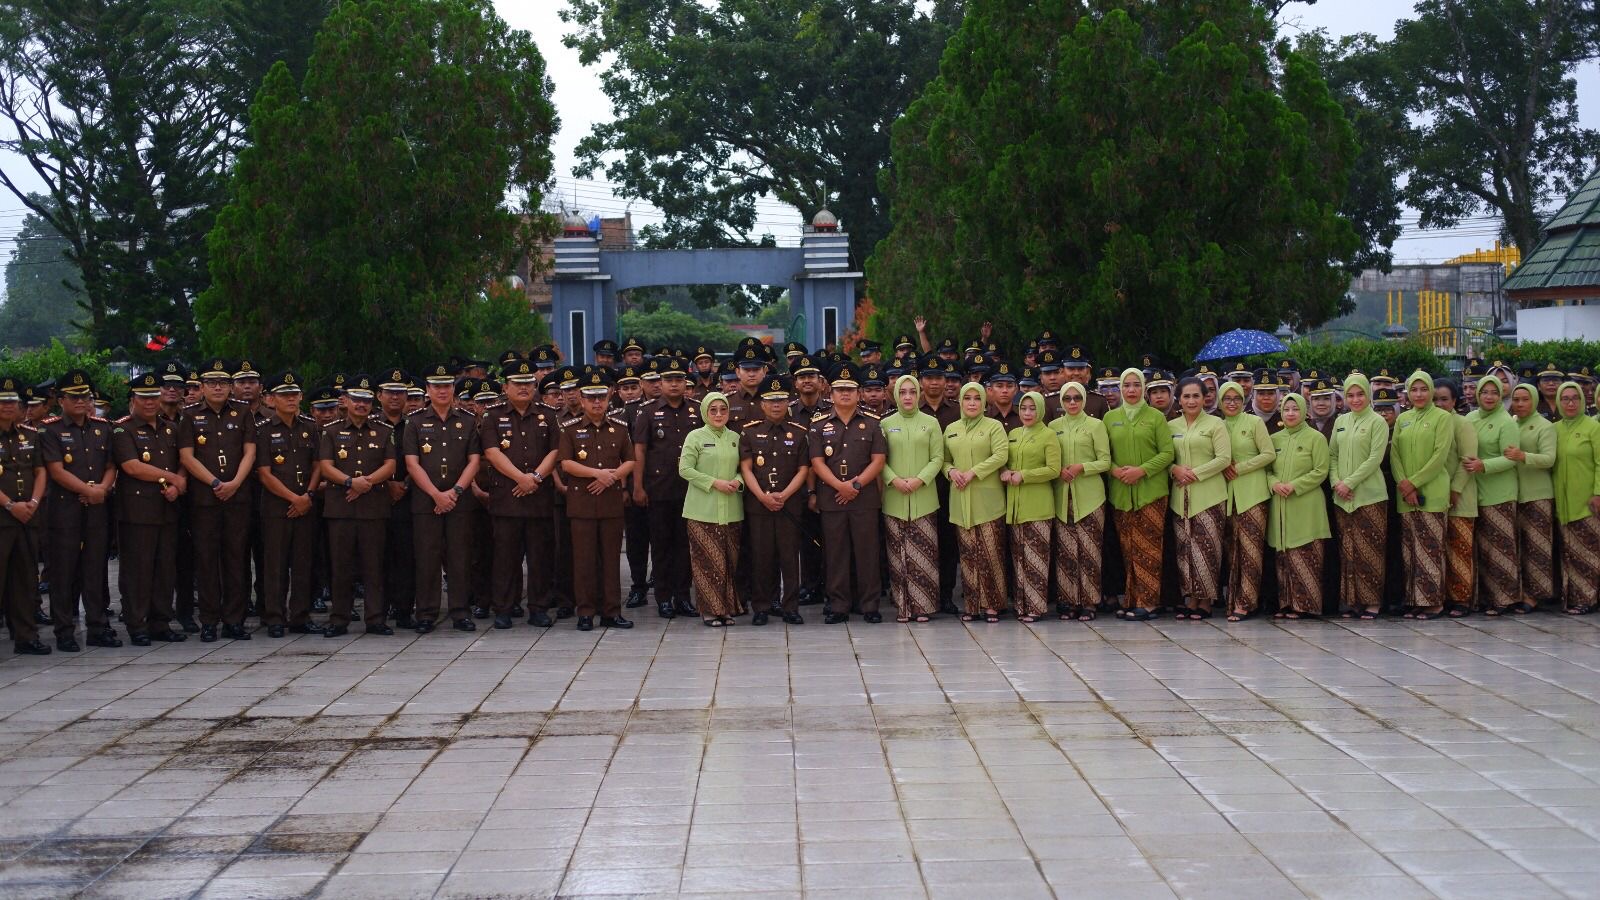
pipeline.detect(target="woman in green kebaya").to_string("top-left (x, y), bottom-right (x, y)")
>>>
top-left (1508, 384), bottom-right (1557, 611)
top-left (1217, 381), bottom-right (1275, 621)
top-left (1004, 391), bottom-right (1061, 622)
top-left (1329, 373), bottom-right (1389, 619)
top-left (1167, 377), bottom-right (1231, 619)
top-left (1553, 382), bottom-right (1600, 615)
top-left (1268, 394), bottom-right (1330, 618)
top-left (1051, 381), bottom-right (1110, 621)
top-left (1464, 376), bottom-right (1521, 614)
top-left (945, 381), bottom-right (1010, 622)
top-left (1391, 371), bottom-right (1456, 619)
top-left (679, 392), bottom-right (745, 626)
top-left (1105, 368), bottom-right (1174, 621)
top-left (880, 374), bottom-right (943, 623)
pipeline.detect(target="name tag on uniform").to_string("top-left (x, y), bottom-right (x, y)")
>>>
top-left (702, 443), bottom-right (716, 448)
top-left (887, 428), bottom-right (901, 433)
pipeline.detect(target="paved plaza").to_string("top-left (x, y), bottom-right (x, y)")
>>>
top-left (4, 607), bottom-right (1600, 899)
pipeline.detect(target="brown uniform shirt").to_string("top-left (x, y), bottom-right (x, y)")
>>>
top-left (111, 415), bottom-right (180, 525)
top-left (177, 400), bottom-right (257, 506)
top-left (789, 395), bottom-right (832, 422)
top-left (723, 388), bottom-right (762, 431)
top-left (478, 401), bottom-right (559, 517)
top-left (38, 414), bottom-right (114, 503)
top-left (256, 413), bottom-right (320, 518)
top-left (559, 413), bottom-right (632, 519)
top-left (402, 407), bottom-right (482, 513)
top-left (987, 405), bottom-right (1024, 432)
top-left (0, 422), bottom-right (41, 528)
top-left (920, 397), bottom-right (959, 430)
top-left (630, 397), bottom-right (700, 502)
top-left (807, 409), bottom-right (886, 513)
top-left (739, 418), bottom-right (809, 514)
top-left (318, 418), bottom-right (394, 519)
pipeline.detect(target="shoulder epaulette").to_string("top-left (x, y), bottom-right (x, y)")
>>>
top-left (605, 413), bottom-right (629, 427)
top-left (484, 401), bottom-right (507, 411)
top-left (41, 415), bottom-right (61, 425)
top-left (405, 407), bottom-right (428, 418)
top-left (115, 415), bottom-right (133, 425)
top-left (811, 412), bottom-right (830, 422)
top-left (181, 401), bottom-right (202, 411)
top-left (860, 410), bottom-right (882, 420)
top-left (296, 413), bottom-right (316, 424)
top-left (560, 415), bottom-right (584, 428)
top-left (89, 415), bottom-right (108, 423)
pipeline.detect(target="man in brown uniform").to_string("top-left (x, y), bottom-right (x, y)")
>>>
top-left (613, 366), bottom-right (652, 609)
top-left (318, 375), bottom-right (396, 636)
top-left (725, 344), bottom-right (767, 426)
top-left (403, 363), bottom-right (482, 633)
top-left (739, 375), bottom-right (809, 625)
top-left (808, 363), bottom-right (888, 624)
top-left (916, 357), bottom-right (962, 614)
top-left (787, 355), bottom-right (831, 605)
top-left (559, 369), bottom-right (636, 631)
top-left (1061, 345), bottom-right (1107, 418)
top-left (256, 371), bottom-right (324, 638)
top-left (111, 373), bottom-right (190, 646)
top-left (0, 375), bottom-right (49, 654)
top-left (178, 358), bottom-right (258, 641)
top-left (631, 357), bottom-right (700, 619)
top-left (375, 369), bottom-right (417, 626)
top-left (479, 358), bottom-right (559, 629)
top-left (39, 369), bottom-right (118, 650)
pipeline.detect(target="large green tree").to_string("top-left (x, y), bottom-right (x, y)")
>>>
top-left (1383, 0), bottom-right (1600, 254)
top-left (197, 0), bottom-right (558, 380)
top-left (560, 0), bottom-right (963, 268)
top-left (869, 0), bottom-right (1361, 365)
top-left (0, 199), bottom-right (85, 349)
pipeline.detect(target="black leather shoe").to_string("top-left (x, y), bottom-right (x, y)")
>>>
top-left (600, 615), bottom-right (633, 629)
top-left (288, 623), bottom-right (324, 635)
top-left (323, 625), bottom-right (349, 637)
top-left (35, 611), bottom-right (52, 626)
top-left (14, 639), bottom-right (50, 655)
top-left (798, 588), bottom-right (824, 606)
top-left (472, 605), bottom-right (489, 620)
top-left (493, 615), bottom-right (513, 629)
top-left (311, 594), bottom-right (329, 612)
top-left (149, 629), bottom-right (187, 642)
top-left (130, 632), bottom-right (151, 647)
top-left (178, 616), bottom-right (201, 634)
top-left (86, 630), bottom-right (122, 648)
top-left (824, 612), bottom-right (849, 625)
top-left (528, 610), bottom-right (553, 628)
top-left (393, 614), bottom-right (415, 629)
top-left (222, 624), bottom-right (251, 640)
top-left (365, 624), bottom-right (394, 635)
top-left (200, 625), bottom-right (218, 643)
top-left (783, 612), bottom-right (804, 625)
top-left (453, 618), bottom-right (476, 632)
top-left (414, 619), bottom-right (435, 634)
top-left (751, 611), bottom-right (769, 626)
top-left (266, 624), bottom-right (285, 638)
top-left (863, 611), bottom-right (883, 624)
top-left (55, 638), bottom-right (80, 652)
top-left (674, 597), bottom-right (698, 617)
top-left (657, 601), bottom-right (676, 619)
top-left (576, 616), bottom-right (594, 632)
top-left (556, 606), bottom-right (574, 619)
top-left (625, 588), bottom-right (647, 609)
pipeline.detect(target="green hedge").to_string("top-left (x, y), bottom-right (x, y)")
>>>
top-left (1476, 340), bottom-right (1600, 374)
top-left (1240, 338), bottom-right (1446, 379)
top-left (0, 339), bottom-right (129, 406)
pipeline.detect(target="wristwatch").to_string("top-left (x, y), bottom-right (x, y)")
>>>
top-left (850, 479), bottom-right (862, 491)
top-left (452, 485), bottom-right (466, 496)
top-left (344, 476), bottom-right (353, 488)
top-left (531, 472), bottom-right (543, 483)
top-left (209, 477), bottom-right (221, 490)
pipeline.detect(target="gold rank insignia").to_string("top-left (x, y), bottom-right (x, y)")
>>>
top-left (274, 454), bottom-right (285, 465)
top-left (141, 451), bottom-right (151, 462)
top-left (63, 453), bottom-right (73, 464)
top-left (197, 435), bottom-right (207, 445)
top-left (824, 445), bottom-right (834, 456)
top-left (421, 442), bottom-right (432, 454)
top-left (578, 449), bottom-right (588, 460)
top-left (500, 439), bottom-right (510, 449)
top-left (755, 455), bottom-right (765, 467)
top-left (337, 448), bottom-right (348, 460)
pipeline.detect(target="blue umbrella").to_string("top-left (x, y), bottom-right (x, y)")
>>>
top-left (1194, 328), bottom-right (1287, 363)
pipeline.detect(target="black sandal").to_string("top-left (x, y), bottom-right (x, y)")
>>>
top-left (1188, 608), bottom-right (1212, 620)
top-left (704, 618), bottom-right (723, 627)
top-left (1510, 602), bottom-right (1535, 615)
top-left (1413, 611), bottom-right (1441, 620)
top-left (985, 612), bottom-right (1001, 623)
top-left (1078, 610), bottom-right (1096, 621)
top-left (1359, 611), bottom-right (1379, 620)
top-left (960, 614), bottom-right (976, 622)
top-left (1447, 604), bottom-right (1471, 618)
top-left (1483, 607), bottom-right (1501, 617)
top-left (1123, 608), bottom-right (1153, 621)
top-left (896, 616), bottom-right (911, 624)
top-left (914, 615), bottom-right (932, 624)
top-left (1566, 605), bottom-right (1593, 616)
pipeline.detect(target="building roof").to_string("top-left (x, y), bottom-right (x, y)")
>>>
top-left (1504, 169), bottom-right (1600, 298)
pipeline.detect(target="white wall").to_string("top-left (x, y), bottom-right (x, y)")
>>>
top-left (1518, 305), bottom-right (1600, 343)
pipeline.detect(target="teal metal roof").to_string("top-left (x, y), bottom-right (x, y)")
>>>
top-left (1505, 169), bottom-right (1600, 295)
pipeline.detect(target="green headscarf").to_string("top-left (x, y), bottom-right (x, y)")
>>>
top-left (1059, 381), bottom-right (1087, 418)
top-left (1475, 374), bottom-right (1509, 416)
top-left (1118, 367), bottom-right (1146, 423)
top-left (1406, 369), bottom-right (1434, 406)
top-left (700, 391), bottom-right (729, 432)
top-left (893, 374), bottom-right (922, 419)
top-left (1342, 373), bottom-right (1375, 418)
top-left (958, 382), bottom-right (986, 423)
top-left (1019, 390), bottom-right (1047, 429)
top-left (1511, 383), bottom-right (1540, 420)
top-left (1558, 381), bottom-right (1586, 420)
top-left (1279, 392), bottom-right (1307, 433)
top-left (1217, 381), bottom-right (1246, 416)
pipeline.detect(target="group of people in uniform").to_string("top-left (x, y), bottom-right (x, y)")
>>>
top-left (2, 328), bottom-right (1599, 652)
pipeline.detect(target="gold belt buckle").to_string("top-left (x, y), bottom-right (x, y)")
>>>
top-left (766, 470), bottom-right (779, 490)
top-left (839, 459), bottom-right (850, 478)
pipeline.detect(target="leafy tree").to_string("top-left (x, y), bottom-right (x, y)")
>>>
top-left (869, 0), bottom-right (1361, 366)
top-left (1480, 339), bottom-right (1600, 374)
top-left (197, 0), bottom-right (558, 378)
top-left (465, 281), bottom-right (552, 362)
top-left (1385, 0), bottom-right (1600, 253)
top-left (1242, 338), bottom-right (1445, 379)
top-left (0, 200), bottom-right (85, 349)
top-left (616, 307), bottom-right (741, 354)
top-left (0, 338), bottom-right (129, 405)
top-left (560, 0), bottom-right (963, 268)
top-left (213, 0), bottom-right (331, 127)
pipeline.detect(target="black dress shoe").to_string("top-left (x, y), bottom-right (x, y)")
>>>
top-left (783, 612), bottom-right (804, 625)
top-left (365, 624), bottom-right (394, 635)
top-left (863, 611), bottom-right (883, 624)
top-left (751, 611), bottom-right (769, 626)
top-left (222, 624), bottom-right (251, 640)
top-left (56, 638), bottom-right (81, 652)
top-left (267, 624), bottom-right (286, 638)
top-left (150, 629), bottom-right (187, 642)
top-left (556, 606), bottom-right (574, 619)
top-left (130, 632), bottom-right (151, 647)
top-left (288, 623), bottom-right (324, 635)
top-left (200, 625), bottom-right (218, 643)
top-left (493, 615), bottom-right (513, 629)
top-left (824, 612), bottom-right (849, 625)
top-left (624, 589), bottom-right (647, 609)
top-left (453, 618), bottom-right (476, 632)
top-left (414, 619), bottom-right (435, 634)
top-left (657, 601), bottom-right (676, 619)
top-left (674, 597), bottom-right (698, 617)
top-left (14, 639), bottom-right (50, 655)
top-left (472, 605), bottom-right (489, 620)
top-left (323, 624), bottom-right (349, 637)
top-left (178, 616), bottom-right (201, 633)
top-left (600, 615), bottom-right (633, 629)
top-left (528, 610), bottom-right (553, 628)
top-left (86, 630), bottom-right (122, 648)
top-left (576, 616), bottom-right (594, 632)
top-left (798, 588), bottom-right (824, 606)
top-left (35, 611), bottom-right (52, 626)
top-left (311, 595), bottom-right (329, 612)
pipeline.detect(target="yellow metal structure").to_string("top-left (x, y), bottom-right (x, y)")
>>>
top-left (1444, 241), bottom-right (1521, 272)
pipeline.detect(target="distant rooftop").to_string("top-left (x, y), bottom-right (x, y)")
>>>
top-left (1504, 170), bottom-right (1600, 301)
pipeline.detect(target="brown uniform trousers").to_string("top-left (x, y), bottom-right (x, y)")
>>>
top-left (0, 423), bottom-right (42, 641)
top-left (809, 410), bottom-right (887, 616)
top-left (38, 416), bottom-right (114, 641)
top-left (257, 414), bottom-right (321, 627)
top-left (178, 401), bottom-right (255, 627)
top-left (479, 402), bottom-right (559, 617)
top-left (560, 412), bottom-right (631, 618)
top-left (403, 408), bottom-right (482, 623)
top-left (632, 397), bottom-right (701, 607)
top-left (320, 418), bottom-right (394, 629)
top-left (381, 412), bottom-right (415, 620)
top-left (110, 416), bottom-right (182, 636)
top-left (741, 418), bottom-right (809, 613)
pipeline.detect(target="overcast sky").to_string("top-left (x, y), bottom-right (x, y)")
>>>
top-left (2, 0), bottom-right (1595, 282)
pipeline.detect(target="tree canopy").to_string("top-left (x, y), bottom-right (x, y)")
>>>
top-left (196, 0), bottom-right (558, 381)
top-left (0, 198), bottom-right (85, 350)
top-left (869, 0), bottom-right (1361, 365)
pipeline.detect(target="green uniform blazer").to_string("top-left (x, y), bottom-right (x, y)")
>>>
top-left (1105, 404), bottom-right (1174, 512)
top-left (1051, 412), bottom-right (1110, 523)
top-left (1168, 412), bottom-right (1231, 518)
top-left (943, 415), bottom-right (1008, 528)
top-left (1005, 423), bottom-right (1061, 524)
top-left (1268, 425), bottom-right (1330, 550)
top-left (1465, 406), bottom-right (1519, 508)
top-left (679, 424), bottom-right (744, 525)
top-left (1391, 404), bottom-right (1455, 514)
top-left (1515, 413), bottom-right (1556, 503)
